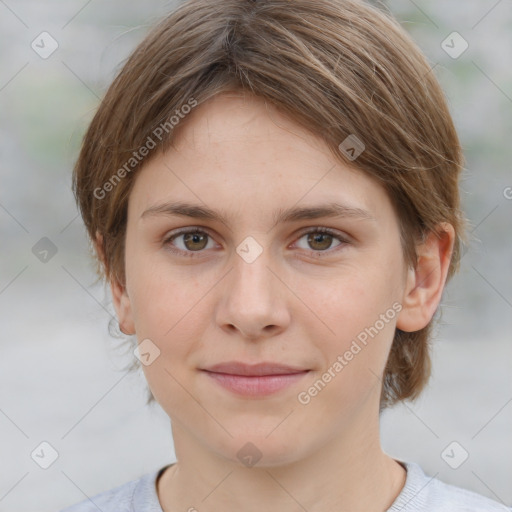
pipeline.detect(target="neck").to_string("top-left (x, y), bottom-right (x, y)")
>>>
top-left (157, 414), bottom-right (406, 512)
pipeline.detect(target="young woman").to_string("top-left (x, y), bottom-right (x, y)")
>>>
top-left (61, 0), bottom-right (510, 510)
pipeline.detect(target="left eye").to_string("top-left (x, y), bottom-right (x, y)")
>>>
top-left (294, 228), bottom-right (346, 252)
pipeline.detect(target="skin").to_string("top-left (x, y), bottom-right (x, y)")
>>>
top-left (106, 92), bottom-right (454, 511)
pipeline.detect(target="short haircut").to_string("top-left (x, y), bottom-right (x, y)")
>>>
top-left (73, 0), bottom-right (466, 410)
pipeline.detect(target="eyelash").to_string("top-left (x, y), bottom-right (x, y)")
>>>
top-left (162, 226), bottom-right (350, 258)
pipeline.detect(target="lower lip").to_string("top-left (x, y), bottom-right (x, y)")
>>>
top-left (202, 370), bottom-right (310, 397)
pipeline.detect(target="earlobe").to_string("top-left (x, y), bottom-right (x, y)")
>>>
top-left (110, 278), bottom-right (136, 336)
top-left (396, 223), bottom-right (455, 333)
top-left (94, 231), bottom-right (106, 266)
top-left (95, 231), bottom-right (135, 336)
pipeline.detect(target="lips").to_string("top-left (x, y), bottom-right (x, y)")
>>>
top-left (201, 361), bottom-right (309, 376)
top-left (200, 361), bottom-right (311, 397)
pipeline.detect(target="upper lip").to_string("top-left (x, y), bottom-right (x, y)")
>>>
top-left (201, 361), bottom-right (310, 376)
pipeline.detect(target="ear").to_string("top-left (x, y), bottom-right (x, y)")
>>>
top-left (95, 231), bottom-right (135, 336)
top-left (396, 223), bottom-right (455, 332)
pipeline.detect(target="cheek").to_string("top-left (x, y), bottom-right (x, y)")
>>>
top-left (129, 261), bottom-right (212, 409)
top-left (304, 263), bottom-right (400, 369)
top-left (126, 245), bottom-right (208, 336)
top-left (313, 265), bottom-right (396, 329)
top-left (297, 277), bottom-right (399, 417)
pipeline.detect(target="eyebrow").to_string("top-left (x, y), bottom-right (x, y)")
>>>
top-left (140, 200), bottom-right (375, 230)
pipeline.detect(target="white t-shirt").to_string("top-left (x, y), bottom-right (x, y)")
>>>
top-left (60, 459), bottom-right (511, 511)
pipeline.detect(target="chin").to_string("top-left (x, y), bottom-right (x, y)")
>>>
top-left (208, 430), bottom-right (306, 469)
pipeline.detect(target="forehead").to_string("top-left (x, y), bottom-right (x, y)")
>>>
top-left (171, 92), bottom-right (333, 166)
top-left (128, 93), bottom-right (395, 229)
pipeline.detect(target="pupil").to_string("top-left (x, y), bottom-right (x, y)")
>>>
top-left (309, 233), bottom-right (331, 250)
top-left (185, 232), bottom-right (207, 250)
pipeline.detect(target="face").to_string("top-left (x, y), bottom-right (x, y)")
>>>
top-left (112, 93), bottom-right (417, 466)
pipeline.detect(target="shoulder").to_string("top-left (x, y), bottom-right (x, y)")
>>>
top-left (389, 460), bottom-right (511, 512)
top-left (58, 466), bottom-right (166, 512)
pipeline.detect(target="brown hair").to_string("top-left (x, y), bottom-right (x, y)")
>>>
top-left (73, 0), bottom-right (465, 410)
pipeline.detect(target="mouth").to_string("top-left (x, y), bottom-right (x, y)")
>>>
top-left (200, 361), bottom-right (311, 397)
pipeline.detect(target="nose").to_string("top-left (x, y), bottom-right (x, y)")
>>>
top-left (214, 247), bottom-right (291, 341)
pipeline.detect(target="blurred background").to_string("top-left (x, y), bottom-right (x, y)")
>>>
top-left (0, 0), bottom-right (511, 510)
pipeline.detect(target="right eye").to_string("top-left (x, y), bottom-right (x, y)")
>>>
top-left (163, 228), bottom-right (217, 257)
